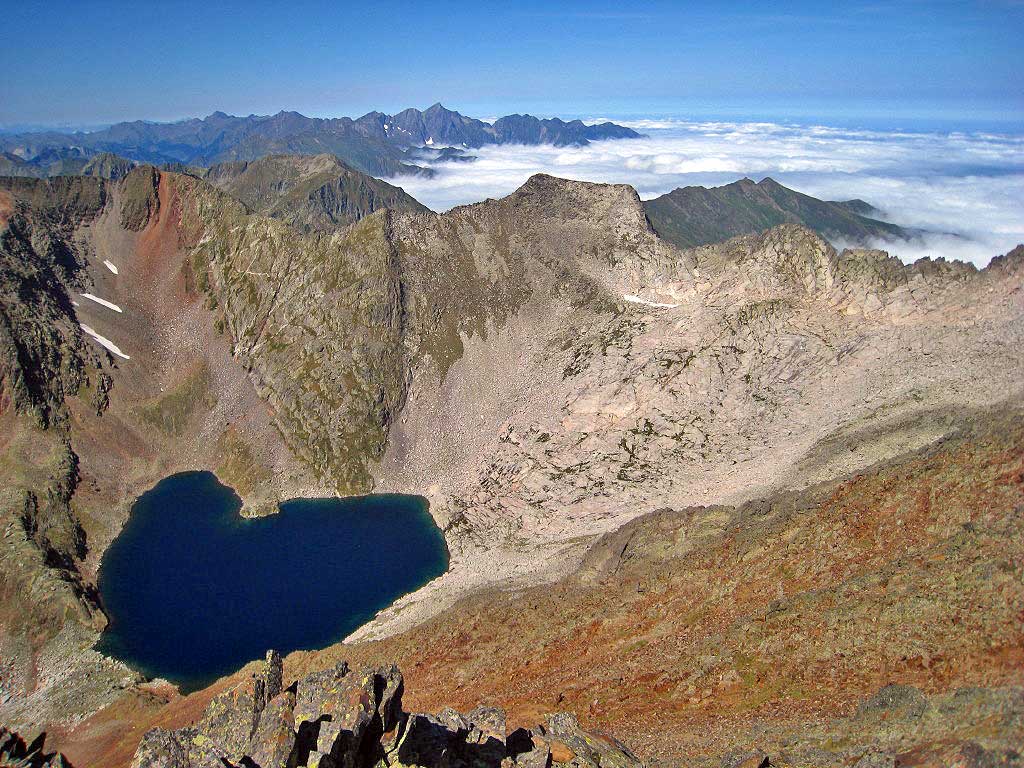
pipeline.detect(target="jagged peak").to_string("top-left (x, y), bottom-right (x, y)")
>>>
top-left (424, 101), bottom-right (454, 114)
top-left (985, 243), bottom-right (1024, 274)
top-left (516, 172), bottom-right (633, 195)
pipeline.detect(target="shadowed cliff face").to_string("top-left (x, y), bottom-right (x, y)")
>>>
top-left (0, 165), bottom-right (1022, 767)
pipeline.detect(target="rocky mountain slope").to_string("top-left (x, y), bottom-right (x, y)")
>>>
top-left (0, 166), bottom-right (1021, 766)
top-left (199, 154), bottom-right (428, 232)
top-left (0, 105), bottom-right (640, 179)
top-left (82, 404), bottom-right (1024, 766)
top-left (644, 176), bottom-right (911, 248)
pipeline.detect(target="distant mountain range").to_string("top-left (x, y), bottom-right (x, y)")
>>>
top-left (0, 104), bottom-right (641, 179)
top-left (644, 176), bottom-right (913, 248)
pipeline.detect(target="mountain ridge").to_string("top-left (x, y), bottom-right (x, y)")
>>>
top-left (0, 105), bottom-right (641, 179)
top-left (199, 153), bottom-right (429, 232)
top-left (644, 175), bottom-right (914, 249)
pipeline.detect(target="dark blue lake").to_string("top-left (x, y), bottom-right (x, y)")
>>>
top-left (95, 471), bottom-right (448, 692)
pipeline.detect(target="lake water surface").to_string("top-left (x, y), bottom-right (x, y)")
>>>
top-left (95, 471), bottom-right (448, 691)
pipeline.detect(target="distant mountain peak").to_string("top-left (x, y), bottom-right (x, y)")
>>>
top-left (645, 176), bottom-right (912, 248)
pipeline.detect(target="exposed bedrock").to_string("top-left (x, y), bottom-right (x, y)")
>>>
top-left (130, 652), bottom-right (641, 768)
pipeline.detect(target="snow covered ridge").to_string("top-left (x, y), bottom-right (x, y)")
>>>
top-left (103, 260), bottom-right (119, 274)
top-left (80, 324), bottom-right (130, 360)
top-left (623, 294), bottom-right (678, 309)
top-left (79, 293), bottom-right (123, 312)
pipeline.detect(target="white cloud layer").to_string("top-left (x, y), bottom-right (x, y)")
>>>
top-left (387, 119), bottom-right (1024, 267)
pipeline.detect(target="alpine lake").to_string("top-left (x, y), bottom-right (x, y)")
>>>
top-left (95, 471), bottom-right (448, 692)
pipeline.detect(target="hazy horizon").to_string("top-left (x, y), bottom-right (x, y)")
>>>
top-left (2, 0), bottom-right (1021, 128)
top-left (2, 98), bottom-right (1022, 137)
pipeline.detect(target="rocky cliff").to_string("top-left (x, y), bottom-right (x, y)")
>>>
top-left (0, 727), bottom-right (72, 767)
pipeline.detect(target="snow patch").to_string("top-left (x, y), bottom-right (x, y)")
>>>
top-left (623, 294), bottom-right (678, 309)
top-left (80, 293), bottom-right (123, 313)
top-left (103, 260), bottom-right (119, 274)
top-left (80, 324), bottom-right (130, 360)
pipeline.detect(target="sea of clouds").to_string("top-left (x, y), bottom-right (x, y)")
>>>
top-left (388, 118), bottom-right (1024, 267)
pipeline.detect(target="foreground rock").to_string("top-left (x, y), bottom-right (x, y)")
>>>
top-left (130, 652), bottom-right (640, 768)
top-left (0, 727), bottom-right (72, 767)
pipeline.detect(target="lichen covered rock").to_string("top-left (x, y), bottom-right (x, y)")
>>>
top-left (130, 654), bottom-right (641, 768)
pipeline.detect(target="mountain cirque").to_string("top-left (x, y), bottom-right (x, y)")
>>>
top-left (0, 160), bottom-right (1021, 767)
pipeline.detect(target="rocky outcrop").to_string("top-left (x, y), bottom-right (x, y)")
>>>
top-left (131, 653), bottom-right (640, 768)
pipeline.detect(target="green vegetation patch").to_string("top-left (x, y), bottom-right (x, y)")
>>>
top-left (215, 427), bottom-right (273, 500)
top-left (135, 360), bottom-right (215, 436)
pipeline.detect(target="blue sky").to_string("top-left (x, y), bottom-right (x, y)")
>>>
top-left (1, 0), bottom-right (1022, 129)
